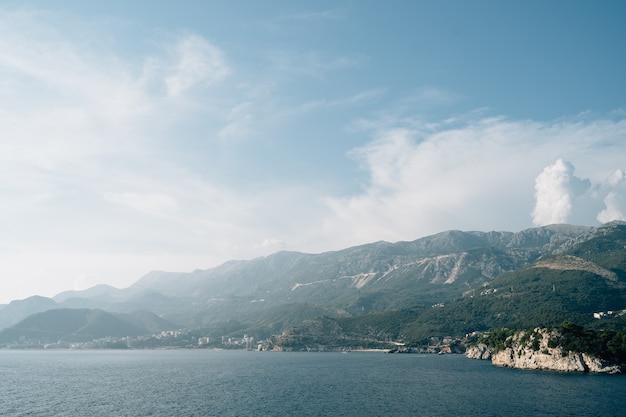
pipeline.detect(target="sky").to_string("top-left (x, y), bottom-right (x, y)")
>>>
top-left (1, 0), bottom-right (626, 303)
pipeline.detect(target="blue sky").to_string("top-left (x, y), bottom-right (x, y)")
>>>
top-left (1, 1), bottom-right (626, 303)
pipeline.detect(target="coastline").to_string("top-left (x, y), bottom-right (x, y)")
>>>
top-left (466, 328), bottom-right (626, 374)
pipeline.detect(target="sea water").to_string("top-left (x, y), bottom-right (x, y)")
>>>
top-left (0, 350), bottom-right (624, 416)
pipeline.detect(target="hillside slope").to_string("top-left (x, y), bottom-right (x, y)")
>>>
top-left (274, 223), bottom-right (626, 347)
top-left (54, 223), bottom-right (590, 327)
top-left (0, 222), bottom-right (623, 342)
top-left (0, 309), bottom-right (175, 345)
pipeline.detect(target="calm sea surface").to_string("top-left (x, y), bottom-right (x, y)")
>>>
top-left (0, 350), bottom-right (624, 416)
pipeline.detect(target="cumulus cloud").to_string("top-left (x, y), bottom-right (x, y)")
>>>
top-left (531, 159), bottom-right (591, 226)
top-left (320, 117), bottom-right (626, 250)
top-left (597, 169), bottom-right (626, 223)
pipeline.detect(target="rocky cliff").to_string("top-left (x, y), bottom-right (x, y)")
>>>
top-left (467, 328), bottom-right (625, 374)
top-left (465, 343), bottom-right (492, 360)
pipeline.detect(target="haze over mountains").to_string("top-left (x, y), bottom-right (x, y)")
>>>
top-left (1, 221), bottom-right (625, 346)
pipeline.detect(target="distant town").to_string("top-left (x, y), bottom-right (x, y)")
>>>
top-left (4, 308), bottom-right (625, 352)
top-left (2, 327), bottom-right (464, 353)
top-left (1, 329), bottom-right (268, 351)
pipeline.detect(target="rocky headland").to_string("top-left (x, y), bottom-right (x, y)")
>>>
top-left (466, 327), bottom-right (625, 374)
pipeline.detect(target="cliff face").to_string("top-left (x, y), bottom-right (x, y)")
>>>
top-left (491, 346), bottom-right (622, 373)
top-left (465, 343), bottom-right (492, 360)
top-left (467, 328), bottom-right (624, 374)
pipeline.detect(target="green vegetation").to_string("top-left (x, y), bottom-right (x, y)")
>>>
top-left (2, 223), bottom-right (626, 351)
top-left (270, 257), bottom-right (626, 348)
top-left (0, 309), bottom-right (172, 345)
top-left (472, 322), bottom-right (626, 362)
top-left (479, 328), bottom-right (516, 352)
top-left (548, 322), bottom-right (626, 362)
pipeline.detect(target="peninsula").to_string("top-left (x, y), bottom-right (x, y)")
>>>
top-left (466, 323), bottom-right (626, 374)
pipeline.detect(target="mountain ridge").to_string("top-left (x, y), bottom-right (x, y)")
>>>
top-left (0, 308), bottom-right (176, 345)
top-left (0, 222), bottom-right (624, 345)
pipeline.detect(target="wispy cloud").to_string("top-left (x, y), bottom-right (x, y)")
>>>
top-left (217, 101), bottom-right (254, 141)
top-left (296, 89), bottom-right (385, 112)
top-left (1, 6), bottom-right (625, 302)
top-left (0, 10), bottom-right (244, 293)
top-left (267, 49), bottom-right (361, 77)
top-left (163, 34), bottom-right (230, 96)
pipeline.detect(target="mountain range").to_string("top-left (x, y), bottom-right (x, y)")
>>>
top-left (1, 221), bottom-right (625, 346)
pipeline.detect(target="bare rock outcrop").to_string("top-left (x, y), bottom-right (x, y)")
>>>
top-left (467, 328), bottom-right (624, 374)
top-left (465, 343), bottom-right (492, 360)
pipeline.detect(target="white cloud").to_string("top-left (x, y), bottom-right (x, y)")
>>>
top-left (598, 192), bottom-right (626, 223)
top-left (164, 34), bottom-right (230, 96)
top-left (607, 168), bottom-right (626, 187)
top-left (217, 101), bottom-right (254, 141)
top-left (1, 7), bottom-right (626, 304)
top-left (0, 10), bottom-right (245, 300)
top-left (321, 117), bottom-right (626, 250)
top-left (531, 159), bottom-right (591, 226)
top-left (597, 169), bottom-right (626, 223)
